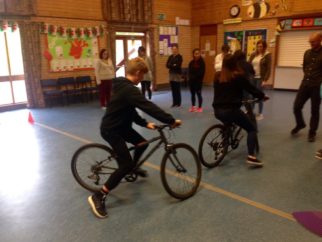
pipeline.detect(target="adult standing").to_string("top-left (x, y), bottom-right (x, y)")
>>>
top-left (249, 40), bottom-right (272, 120)
top-left (214, 44), bottom-right (230, 82)
top-left (166, 44), bottom-right (183, 107)
top-left (291, 32), bottom-right (322, 142)
top-left (188, 48), bottom-right (205, 112)
top-left (138, 46), bottom-right (153, 100)
top-left (95, 49), bottom-right (115, 109)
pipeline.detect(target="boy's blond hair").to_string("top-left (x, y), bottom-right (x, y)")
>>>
top-left (126, 57), bottom-right (148, 75)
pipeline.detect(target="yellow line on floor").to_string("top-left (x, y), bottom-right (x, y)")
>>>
top-left (35, 122), bottom-right (295, 222)
top-left (35, 122), bottom-right (92, 144)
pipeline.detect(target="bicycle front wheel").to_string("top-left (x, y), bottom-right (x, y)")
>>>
top-left (160, 143), bottom-right (201, 200)
top-left (71, 143), bottom-right (118, 193)
top-left (198, 124), bottom-right (228, 168)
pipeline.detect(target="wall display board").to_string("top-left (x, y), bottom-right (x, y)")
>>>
top-left (224, 29), bottom-right (267, 59)
top-left (159, 26), bottom-right (178, 56)
top-left (224, 31), bottom-right (244, 53)
top-left (244, 29), bottom-right (267, 60)
top-left (41, 24), bottom-right (104, 72)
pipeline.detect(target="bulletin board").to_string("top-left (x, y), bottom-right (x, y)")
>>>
top-left (224, 31), bottom-right (244, 53)
top-left (244, 29), bottom-right (267, 60)
top-left (45, 35), bottom-right (99, 72)
top-left (159, 26), bottom-right (178, 56)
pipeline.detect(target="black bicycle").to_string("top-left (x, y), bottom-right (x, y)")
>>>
top-left (198, 99), bottom-right (259, 168)
top-left (71, 124), bottom-right (201, 200)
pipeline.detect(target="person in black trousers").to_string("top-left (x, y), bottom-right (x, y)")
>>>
top-left (291, 32), bottom-right (322, 142)
top-left (166, 44), bottom-right (183, 107)
top-left (188, 48), bottom-right (205, 112)
top-left (88, 57), bottom-right (181, 218)
top-left (213, 54), bottom-right (268, 167)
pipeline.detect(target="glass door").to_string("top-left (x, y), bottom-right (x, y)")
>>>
top-left (115, 34), bottom-right (144, 77)
top-left (0, 27), bottom-right (27, 108)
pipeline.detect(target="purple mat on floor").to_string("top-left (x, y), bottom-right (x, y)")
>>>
top-left (292, 211), bottom-right (322, 237)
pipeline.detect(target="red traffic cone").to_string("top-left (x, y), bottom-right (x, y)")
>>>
top-left (28, 112), bottom-right (35, 124)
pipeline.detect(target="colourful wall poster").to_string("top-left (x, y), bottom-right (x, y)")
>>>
top-left (224, 31), bottom-right (244, 53)
top-left (314, 18), bottom-right (322, 26)
top-left (45, 35), bottom-right (99, 72)
top-left (244, 29), bottom-right (267, 60)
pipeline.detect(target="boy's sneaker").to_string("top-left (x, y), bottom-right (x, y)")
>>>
top-left (246, 156), bottom-right (263, 167)
top-left (189, 106), bottom-right (196, 112)
top-left (88, 193), bottom-right (108, 218)
top-left (196, 107), bottom-right (203, 113)
top-left (315, 149), bottom-right (322, 160)
top-left (256, 113), bottom-right (264, 121)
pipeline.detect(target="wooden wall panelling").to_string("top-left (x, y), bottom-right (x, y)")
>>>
top-left (153, 0), bottom-right (192, 25)
top-left (102, 0), bottom-right (152, 23)
top-left (36, 0), bottom-right (103, 20)
top-left (5, 0), bottom-right (36, 15)
top-left (192, 0), bottom-right (322, 26)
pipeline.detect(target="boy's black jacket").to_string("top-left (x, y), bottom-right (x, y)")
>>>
top-left (101, 77), bottom-right (175, 132)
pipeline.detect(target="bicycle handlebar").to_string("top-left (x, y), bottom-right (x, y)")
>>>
top-left (154, 124), bottom-right (174, 130)
top-left (242, 96), bottom-right (269, 104)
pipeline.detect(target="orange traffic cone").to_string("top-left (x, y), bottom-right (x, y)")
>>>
top-left (28, 112), bottom-right (35, 124)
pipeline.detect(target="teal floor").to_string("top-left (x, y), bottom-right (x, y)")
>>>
top-left (0, 88), bottom-right (321, 242)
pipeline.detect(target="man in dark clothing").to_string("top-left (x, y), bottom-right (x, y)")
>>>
top-left (291, 32), bottom-right (322, 142)
top-left (88, 57), bottom-right (181, 218)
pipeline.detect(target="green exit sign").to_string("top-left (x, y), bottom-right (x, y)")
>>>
top-left (157, 13), bottom-right (166, 21)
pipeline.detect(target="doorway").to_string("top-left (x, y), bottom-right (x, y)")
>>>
top-left (0, 26), bottom-right (27, 110)
top-left (115, 32), bottom-right (145, 77)
top-left (200, 25), bottom-right (217, 85)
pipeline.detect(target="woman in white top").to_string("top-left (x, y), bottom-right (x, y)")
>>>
top-left (95, 49), bottom-right (115, 109)
top-left (249, 40), bottom-right (272, 120)
top-left (138, 46), bottom-right (153, 99)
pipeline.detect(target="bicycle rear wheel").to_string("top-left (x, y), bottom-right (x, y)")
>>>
top-left (160, 143), bottom-right (201, 200)
top-left (198, 124), bottom-right (228, 168)
top-left (71, 143), bottom-right (117, 192)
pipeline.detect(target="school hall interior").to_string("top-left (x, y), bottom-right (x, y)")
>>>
top-left (0, 0), bottom-right (322, 241)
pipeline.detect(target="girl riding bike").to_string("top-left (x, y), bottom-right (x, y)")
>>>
top-left (212, 54), bottom-right (268, 167)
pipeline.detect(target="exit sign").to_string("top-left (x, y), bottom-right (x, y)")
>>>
top-left (157, 13), bottom-right (166, 21)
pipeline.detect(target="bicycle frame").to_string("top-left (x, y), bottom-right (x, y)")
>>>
top-left (127, 126), bottom-right (173, 168)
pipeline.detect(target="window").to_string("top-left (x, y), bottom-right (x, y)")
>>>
top-left (0, 27), bottom-right (26, 106)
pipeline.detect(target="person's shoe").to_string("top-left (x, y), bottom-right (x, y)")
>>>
top-left (196, 107), bottom-right (203, 113)
top-left (256, 113), bottom-right (264, 121)
top-left (88, 193), bottom-right (108, 218)
top-left (246, 156), bottom-right (263, 167)
top-left (315, 149), bottom-right (322, 160)
top-left (134, 167), bottom-right (149, 178)
top-left (291, 125), bottom-right (306, 135)
top-left (308, 133), bottom-right (316, 142)
top-left (189, 106), bottom-right (197, 112)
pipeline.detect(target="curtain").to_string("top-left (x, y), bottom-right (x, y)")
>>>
top-left (18, 21), bottom-right (45, 108)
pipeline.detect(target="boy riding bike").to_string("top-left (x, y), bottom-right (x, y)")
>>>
top-left (88, 57), bottom-right (181, 218)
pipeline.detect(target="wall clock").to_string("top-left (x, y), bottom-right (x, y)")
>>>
top-left (230, 5), bottom-right (240, 18)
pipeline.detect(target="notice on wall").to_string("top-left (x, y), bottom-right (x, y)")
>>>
top-left (159, 26), bottom-right (178, 56)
